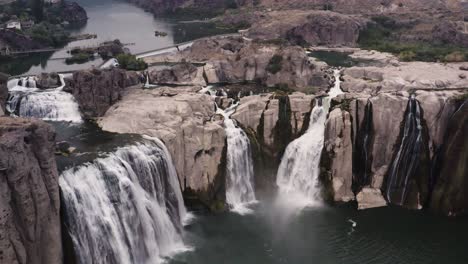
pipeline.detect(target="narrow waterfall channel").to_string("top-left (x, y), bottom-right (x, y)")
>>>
top-left (353, 100), bottom-right (374, 191)
top-left (217, 102), bottom-right (256, 214)
top-left (385, 95), bottom-right (424, 206)
top-left (276, 69), bottom-right (343, 207)
top-left (60, 137), bottom-right (190, 264)
top-left (6, 75), bottom-right (82, 123)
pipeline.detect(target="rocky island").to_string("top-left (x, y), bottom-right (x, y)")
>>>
top-left (0, 0), bottom-right (467, 263)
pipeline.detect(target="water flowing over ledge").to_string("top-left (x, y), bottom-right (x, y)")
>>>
top-left (217, 102), bottom-right (257, 215)
top-left (60, 138), bottom-right (191, 264)
top-left (276, 69), bottom-right (343, 209)
top-left (6, 75), bottom-right (83, 123)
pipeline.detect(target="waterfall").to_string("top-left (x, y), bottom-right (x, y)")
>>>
top-left (385, 95), bottom-right (423, 205)
top-left (353, 100), bottom-right (374, 191)
top-left (6, 74), bottom-right (82, 123)
top-left (217, 103), bottom-right (256, 214)
top-left (60, 137), bottom-right (190, 264)
top-left (276, 69), bottom-right (343, 207)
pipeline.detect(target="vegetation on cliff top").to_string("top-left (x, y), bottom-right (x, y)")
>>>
top-left (358, 16), bottom-right (468, 62)
top-left (116, 54), bottom-right (147, 71)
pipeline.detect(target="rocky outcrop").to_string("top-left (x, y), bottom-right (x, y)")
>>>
top-left (148, 62), bottom-right (206, 86)
top-left (356, 187), bottom-right (387, 210)
top-left (98, 87), bottom-right (227, 208)
top-left (246, 10), bottom-right (367, 47)
top-left (232, 92), bottom-right (315, 189)
top-left (432, 21), bottom-right (468, 46)
top-left (321, 89), bottom-right (467, 213)
top-left (0, 117), bottom-right (61, 264)
top-left (59, 2), bottom-right (88, 25)
top-left (36, 73), bottom-right (61, 90)
top-left (0, 73), bottom-right (8, 115)
top-left (64, 68), bottom-right (142, 118)
top-left (182, 36), bottom-right (330, 92)
top-left (430, 99), bottom-right (468, 216)
top-left (342, 62), bottom-right (468, 94)
top-left (321, 106), bottom-right (354, 203)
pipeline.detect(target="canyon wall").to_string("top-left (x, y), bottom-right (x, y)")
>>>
top-left (0, 117), bottom-right (62, 264)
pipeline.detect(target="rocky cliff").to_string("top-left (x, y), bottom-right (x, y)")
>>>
top-left (232, 92), bottom-right (315, 190)
top-left (320, 88), bottom-right (467, 212)
top-left (246, 10), bottom-right (367, 47)
top-left (0, 117), bottom-right (62, 264)
top-left (64, 68), bottom-right (142, 118)
top-left (151, 36), bottom-right (331, 92)
top-left (0, 73), bottom-right (8, 115)
top-left (430, 100), bottom-right (468, 216)
top-left (98, 86), bottom-right (227, 209)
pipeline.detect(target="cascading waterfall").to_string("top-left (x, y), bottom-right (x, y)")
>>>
top-left (276, 69), bottom-right (343, 207)
top-left (217, 102), bottom-right (256, 214)
top-left (385, 95), bottom-right (423, 205)
top-left (6, 74), bottom-right (82, 122)
top-left (60, 137), bottom-right (190, 264)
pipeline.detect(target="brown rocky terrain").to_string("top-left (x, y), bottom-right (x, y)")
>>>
top-left (64, 68), bottom-right (142, 118)
top-left (98, 86), bottom-right (227, 208)
top-left (0, 117), bottom-right (62, 264)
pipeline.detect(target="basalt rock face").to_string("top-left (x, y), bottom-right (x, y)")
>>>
top-left (321, 89), bottom-right (467, 212)
top-left (246, 10), bottom-right (367, 47)
top-left (98, 87), bottom-right (227, 209)
top-left (148, 62), bottom-right (206, 86)
top-left (0, 73), bottom-right (8, 115)
top-left (432, 21), bottom-right (468, 46)
top-left (342, 63), bottom-right (468, 94)
top-left (184, 36), bottom-right (329, 92)
top-left (431, 100), bottom-right (468, 216)
top-left (0, 117), bottom-right (62, 264)
top-left (232, 92), bottom-right (315, 191)
top-left (59, 2), bottom-right (88, 25)
top-left (36, 73), bottom-right (61, 90)
top-left (321, 106), bottom-right (354, 203)
top-left (64, 68), bottom-right (141, 118)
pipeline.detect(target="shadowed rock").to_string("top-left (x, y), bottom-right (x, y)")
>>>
top-left (0, 117), bottom-right (61, 264)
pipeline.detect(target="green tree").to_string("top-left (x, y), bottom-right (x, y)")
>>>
top-left (30, 0), bottom-right (44, 22)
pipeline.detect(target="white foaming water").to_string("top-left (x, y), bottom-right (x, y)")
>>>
top-left (276, 69), bottom-right (343, 208)
top-left (6, 74), bottom-right (82, 122)
top-left (60, 139), bottom-right (191, 264)
top-left (217, 102), bottom-right (257, 214)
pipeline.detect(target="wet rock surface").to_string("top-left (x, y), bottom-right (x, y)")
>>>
top-left (0, 117), bottom-right (62, 264)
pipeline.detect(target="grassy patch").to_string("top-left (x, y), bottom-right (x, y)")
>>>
top-left (116, 54), bottom-right (147, 71)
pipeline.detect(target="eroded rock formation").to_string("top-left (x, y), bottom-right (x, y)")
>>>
top-left (0, 117), bottom-right (62, 264)
top-left (98, 86), bottom-right (226, 208)
top-left (179, 36), bottom-right (330, 92)
top-left (246, 10), bottom-right (367, 47)
top-left (64, 68), bottom-right (142, 118)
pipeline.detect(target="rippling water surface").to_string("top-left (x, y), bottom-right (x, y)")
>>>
top-left (173, 201), bottom-right (468, 264)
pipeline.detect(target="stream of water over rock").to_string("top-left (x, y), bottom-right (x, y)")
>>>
top-left (276, 69), bottom-right (343, 208)
top-left (60, 137), bottom-right (191, 264)
top-left (6, 75), bottom-right (83, 122)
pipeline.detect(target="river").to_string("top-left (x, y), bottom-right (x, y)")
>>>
top-left (1, 0), bottom-right (233, 75)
